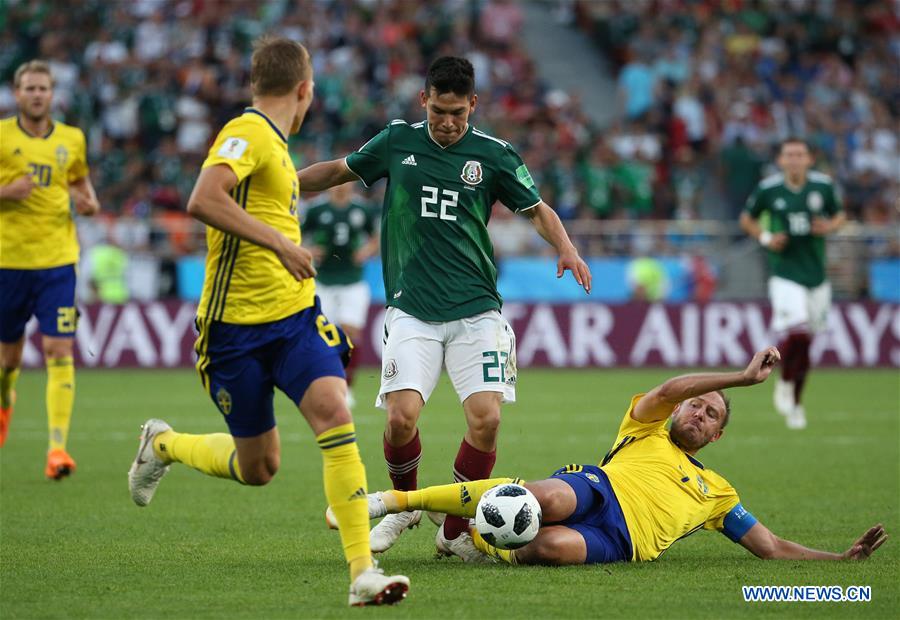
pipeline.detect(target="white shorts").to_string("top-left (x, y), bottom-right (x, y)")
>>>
top-left (316, 281), bottom-right (371, 329)
top-left (768, 276), bottom-right (831, 334)
top-left (376, 307), bottom-right (517, 408)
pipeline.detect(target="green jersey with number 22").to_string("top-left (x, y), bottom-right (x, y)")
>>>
top-left (346, 120), bottom-right (541, 322)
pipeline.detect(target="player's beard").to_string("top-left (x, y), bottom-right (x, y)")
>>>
top-left (669, 420), bottom-right (710, 452)
top-left (22, 102), bottom-right (49, 124)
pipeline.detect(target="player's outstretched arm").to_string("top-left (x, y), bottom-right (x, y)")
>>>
top-left (739, 521), bottom-right (887, 560)
top-left (296, 158), bottom-right (359, 192)
top-left (70, 176), bottom-right (100, 216)
top-left (521, 202), bottom-right (591, 294)
top-left (632, 347), bottom-right (780, 423)
top-left (188, 164), bottom-right (316, 281)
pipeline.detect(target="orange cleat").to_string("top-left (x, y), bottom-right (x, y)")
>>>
top-left (0, 390), bottom-right (15, 448)
top-left (45, 448), bottom-right (77, 480)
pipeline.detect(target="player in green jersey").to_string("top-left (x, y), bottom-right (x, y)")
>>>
top-left (740, 138), bottom-right (845, 430)
top-left (303, 182), bottom-right (379, 406)
top-left (297, 56), bottom-right (591, 561)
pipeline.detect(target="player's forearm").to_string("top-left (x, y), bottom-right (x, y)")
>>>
top-left (739, 213), bottom-right (762, 239)
top-left (768, 537), bottom-right (843, 561)
top-left (296, 159), bottom-right (355, 192)
top-left (188, 190), bottom-right (287, 254)
top-left (528, 203), bottom-right (577, 255)
top-left (654, 370), bottom-right (750, 405)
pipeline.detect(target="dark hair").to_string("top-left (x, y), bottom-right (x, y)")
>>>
top-left (780, 136), bottom-right (810, 153)
top-left (250, 36), bottom-right (310, 96)
top-left (425, 56), bottom-right (475, 98)
top-left (716, 390), bottom-right (732, 429)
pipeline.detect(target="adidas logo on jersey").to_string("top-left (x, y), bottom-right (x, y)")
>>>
top-left (401, 155), bottom-right (417, 166)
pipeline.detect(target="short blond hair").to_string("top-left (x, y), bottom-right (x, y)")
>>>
top-left (14, 60), bottom-right (54, 88)
top-left (250, 36), bottom-right (310, 96)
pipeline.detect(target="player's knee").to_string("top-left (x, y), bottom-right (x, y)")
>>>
top-left (385, 408), bottom-right (418, 438)
top-left (241, 455), bottom-right (279, 486)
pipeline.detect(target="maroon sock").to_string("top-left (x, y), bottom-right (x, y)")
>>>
top-left (443, 439), bottom-right (497, 540)
top-left (384, 430), bottom-right (421, 491)
top-left (778, 336), bottom-right (795, 382)
top-left (792, 333), bottom-right (812, 404)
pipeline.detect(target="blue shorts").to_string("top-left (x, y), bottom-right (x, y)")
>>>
top-left (194, 297), bottom-right (351, 438)
top-left (550, 464), bottom-right (633, 564)
top-left (0, 265), bottom-right (78, 342)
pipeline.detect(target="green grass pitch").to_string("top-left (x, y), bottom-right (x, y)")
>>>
top-left (1, 367), bottom-right (898, 618)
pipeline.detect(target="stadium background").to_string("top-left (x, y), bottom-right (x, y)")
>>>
top-left (2, 1), bottom-right (899, 618)
top-left (3, 0), bottom-right (898, 370)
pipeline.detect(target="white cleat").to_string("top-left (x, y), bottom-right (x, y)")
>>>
top-left (773, 379), bottom-right (794, 417)
top-left (348, 564), bottom-right (409, 606)
top-left (128, 419), bottom-right (172, 506)
top-left (435, 524), bottom-right (493, 563)
top-left (325, 492), bottom-right (388, 529)
top-left (786, 405), bottom-right (807, 430)
top-left (370, 510), bottom-right (422, 553)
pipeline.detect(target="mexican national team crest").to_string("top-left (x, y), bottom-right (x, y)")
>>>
top-left (807, 191), bottom-right (823, 212)
top-left (216, 387), bottom-right (232, 415)
top-left (55, 145), bottom-right (68, 170)
top-left (383, 358), bottom-right (398, 380)
top-left (460, 160), bottom-right (483, 186)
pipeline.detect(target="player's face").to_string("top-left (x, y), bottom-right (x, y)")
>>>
top-left (15, 72), bottom-right (53, 122)
top-left (777, 143), bottom-right (812, 178)
top-left (669, 393), bottom-right (726, 452)
top-left (421, 88), bottom-right (476, 147)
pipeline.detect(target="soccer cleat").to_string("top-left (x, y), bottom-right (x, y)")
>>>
top-left (435, 523), bottom-right (492, 563)
top-left (370, 510), bottom-right (421, 553)
top-left (325, 492), bottom-right (388, 529)
top-left (786, 405), bottom-right (807, 430)
top-left (128, 418), bottom-right (172, 506)
top-left (348, 564), bottom-right (409, 606)
top-left (0, 389), bottom-right (16, 448)
top-left (773, 379), bottom-right (794, 417)
top-left (45, 448), bottom-right (76, 480)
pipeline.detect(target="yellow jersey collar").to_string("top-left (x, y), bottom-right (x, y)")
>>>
top-left (16, 116), bottom-right (55, 139)
top-left (244, 107), bottom-right (287, 144)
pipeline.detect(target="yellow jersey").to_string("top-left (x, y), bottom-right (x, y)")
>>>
top-left (0, 116), bottom-right (89, 269)
top-left (601, 394), bottom-right (743, 561)
top-left (197, 108), bottom-right (313, 324)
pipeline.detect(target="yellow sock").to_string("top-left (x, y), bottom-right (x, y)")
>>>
top-left (154, 431), bottom-right (244, 483)
top-left (46, 357), bottom-right (74, 451)
top-left (317, 423), bottom-right (373, 581)
top-left (1, 367), bottom-right (19, 408)
top-left (397, 477), bottom-right (517, 518)
top-left (471, 527), bottom-right (518, 564)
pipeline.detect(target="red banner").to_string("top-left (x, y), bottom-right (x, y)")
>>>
top-left (22, 301), bottom-right (900, 368)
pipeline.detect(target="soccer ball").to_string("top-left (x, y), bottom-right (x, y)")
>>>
top-left (474, 483), bottom-right (542, 550)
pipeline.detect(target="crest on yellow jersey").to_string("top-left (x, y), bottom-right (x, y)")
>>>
top-left (56, 145), bottom-right (68, 170)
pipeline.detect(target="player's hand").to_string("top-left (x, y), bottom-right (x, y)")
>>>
top-left (811, 218), bottom-right (831, 236)
top-left (72, 189), bottom-right (100, 216)
top-left (741, 346), bottom-right (780, 385)
top-left (558, 247), bottom-right (592, 294)
top-left (276, 237), bottom-right (317, 281)
top-left (842, 524), bottom-right (887, 560)
top-left (768, 232), bottom-right (788, 252)
top-left (2, 175), bottom-right (35, 201)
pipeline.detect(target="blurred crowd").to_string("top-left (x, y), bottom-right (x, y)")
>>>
top-left (574, 0), bottom-right (899, 225)
top-left (1, 0), bottom-right (896, 270)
